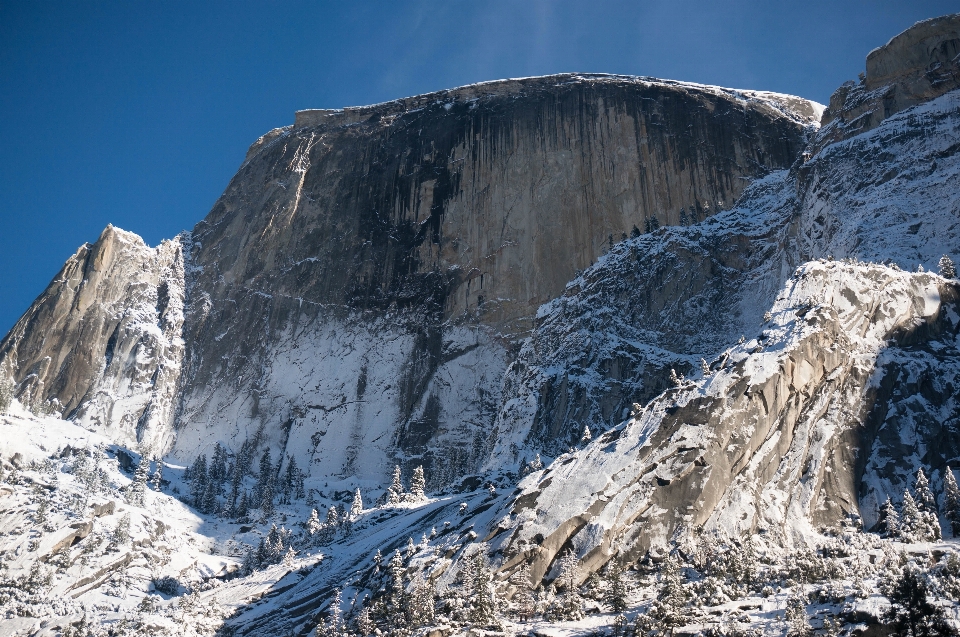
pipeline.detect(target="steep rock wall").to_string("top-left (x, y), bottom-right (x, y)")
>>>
top-left (0, 226), bottom-right (187, 452)
top-left (169, 75), bottom-right (818, 483)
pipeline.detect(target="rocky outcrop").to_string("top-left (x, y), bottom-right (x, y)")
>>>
top-left (491, 263), bottom-right (959, 585)
top-left (168, 75), bottom-right (819, 483)
top-left (816, 13), bottom-right (959, 152)
top-left (0, 226), bottom-right (187, 452)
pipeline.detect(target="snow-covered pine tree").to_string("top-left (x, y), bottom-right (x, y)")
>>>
top-left (256, 448), bottom-right (273, 510)
top-left (237, 489), bottom-right (250, 519)
top-left (190, 454), bottom-right (208, 507)
top-left (939, 255), bottom-right (957, 279)
top-left (669, 368), bottom-right (683, 387)
top-left (210, 443), bottom-right (228, 492)
top-left (284, 455), bottom-right (300, 504)
top-left (387, 465), bottom-right (405, 505)
top-left (554, 550), bottom-right (584, 620)
top-left (149, 457), bottom-right (163, 491)
top-left (409, 465), bottom-right (426, 501)
top-left (900, 490), bottom-right (922, 542)
top-left (653, 552), bottom-right (686, 628)
top-left (406, 537), bottom-right (416, 557)
top-left (784, 593), bottom-right (811, 637)
top-left (944, 467), bottom-right (960, 536)
top-left (881, 496), bottom-right (901, 537)
top-left (603, 560), bottom-right (629, 613)
top-left (201, 477), bottom-right (217, 514)
top-left (511, 562), bottom-right (535, 622)
top-left (350, 488), bottom-right (363, 518)
top-left (387, 550), bottom-right (408, 629)
top-left (316, 589), bottom-right (348, 637)
top-left (108, 514), bottom-right (131, 550)
top-left (126, 454), bottom-right (150, 507)
top-left (355, 604), bottom-right (375, 637)
top-left (581, 425), bottom-right (591, 444)
top-left (306, 508), bottom-right (322, 540)
top-left (915, 468), bottom-right (937, 513)
top-left (469, 548), bottom-right (498, 626)
top-left (407, 575), bottom-right (436, 629)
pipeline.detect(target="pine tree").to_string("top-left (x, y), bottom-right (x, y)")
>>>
top-left (317, 589), bottom-right (348, 637)
top-left (882, 496), bottom-right (901, 537)
top-left (469, 549), bottom-right (498, 626)
top-left (511, 563), bottom-right (535, 623)
top-left (900, 490), bottom-right (923, 542)
top-left (237, 489), bottom-right (250, 519)
top-left (257, 448), bottom-right (273, 510)
top-left (915, 468), bottom-right (937, 513)
top-left (654, 552), bottom-right (687, 628)
top-left (409, 465), bottom-right (426, 501)
top-left (883, 563), bottom-right (952, 636)
top-left (350, 488), bottom-right (363, 518)
top-left (944, 467), bottom-right (960, 536)
top-left (581, 425), bottom-right (592, 444)
top-left (127, 454), bottom-right (150, 507)
top-left (356, 605), bottom-right (375, 637)
top-left (554, 550), bottom-right (584, 620)
top-left (939, 255), bottom-right (957, 279)
top-left (201, 477), bottom-right (217, 514)
top-left (669, 368), bottom-right (683, 387)
top-left (209, 442), bottom-right (228, 491)
top-left (785, 593), bottom-right (811, 637)
top-left (150, 457), bottom-right (163, 491)
top-left (387, 550), bottom-right (408, 630)
top-left (306, 508), bottom-right (322, 539)
top-left (387, 465), bottom-right (405, 505)
top-left (408, 575), bottom-right (436, 628)
top-left (284, 455), bottom-right (300, 503)
top-left (604, 561), bottom-right (629, 613)
top-left (190, 454), bottom-right (208, 507)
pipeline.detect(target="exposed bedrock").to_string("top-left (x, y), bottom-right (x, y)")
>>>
top-left (0, 226), bottom-right (187, 453)
top-left (491, 264), bottom-right (960, 586)
top-left (816, 13), bottom-right (960, 152)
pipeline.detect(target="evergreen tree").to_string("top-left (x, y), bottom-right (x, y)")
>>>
top-left (237, 489), bottom-right (250, 519)
top-left (257, 448), bottom-right (273, 509)
top-left (190, 454), bottom-right (208, 507)
top-left (784, 593), bottom-right (811, 637)
top-left (883, 563), bottom-right (953, 636)
top-left (201, 477), bottom-right (217, 514)
top-left (387, 465), bottom-right (405, 505)
top-left (356, 605), bottom-right (375, 637)
top-left (581, 425), bottom-right (592, 444)
top-left (409, 465), bottom-right (426, 501)
top-left (939, 255), bottom-right (957, 279)
top-left (511, 563), bottom-right (535, 622)
top-left (654, 552), bottom-right (687, 628)
top-left (209, 442), bottom-right (228, 492)
top-left (944, 467), bottom-right (960, 536)
top-left (127, 454), bottom-right (150, 507)
top-left (350, 488), bottom-right (363, 518)
top-left (469, 549), bottom-right (498, 626)
top-left (149, 457), bottom-right (163, 491)
top-left (882, 496), bottom-right (901, 537)
top-left (284, 455), bottom-right (301, 502)
top-left (316, 589), bottom-right (348, 637)
top-left (900, 490), bottom-right (924, 542)
top-left (553, 550), bottom-right (584, 620)
top-left (306, 508), bottom-right (322, 539)
top-left (261, 481), bottom-right (275, 516)
top-left (915, 468), bottom-right (937, 513)
top-left (407, 575), bottom-right (436, 629)
top-left (387, 550), bottom-right (408, 630)
top-left (604, 561), bottom-right (629, 613)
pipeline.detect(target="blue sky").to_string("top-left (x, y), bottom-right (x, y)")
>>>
top-left (0, 1), bottom-right (956, 334)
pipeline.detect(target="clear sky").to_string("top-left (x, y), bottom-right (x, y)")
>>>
top-left (0, 1), bottom-right (956, 334)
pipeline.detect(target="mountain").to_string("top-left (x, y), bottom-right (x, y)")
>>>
top-left (1, 12), bottom-right (960, 637)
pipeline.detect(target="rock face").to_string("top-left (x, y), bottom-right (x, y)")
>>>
top-left (0, 226), bottom-right (186, 452)
top-left (0, 73), bottom-right (820, 488)
top-left (817, 13), bottom-right (960, 151)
